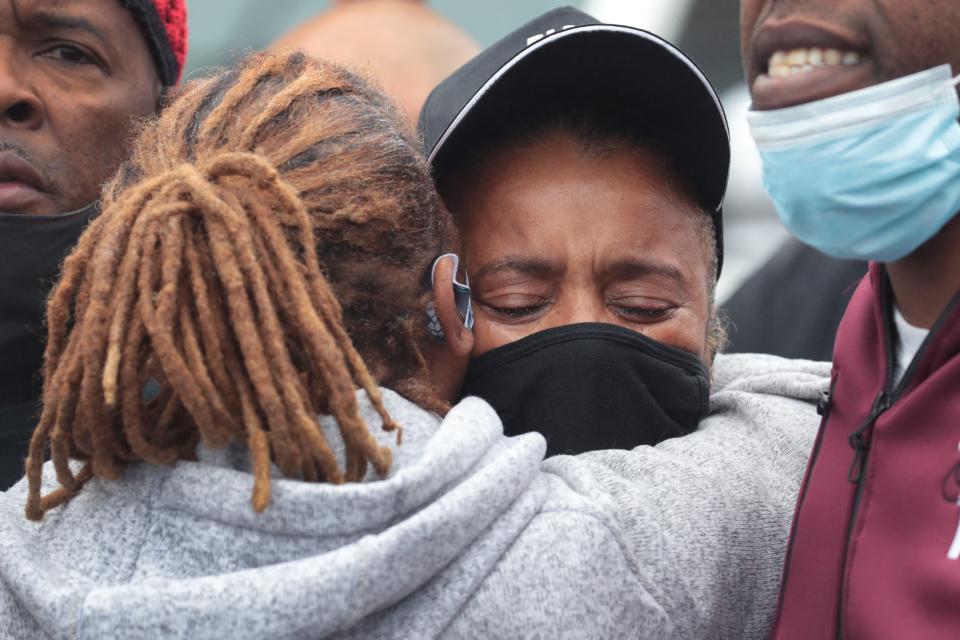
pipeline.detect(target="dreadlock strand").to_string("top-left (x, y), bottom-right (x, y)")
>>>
top-left (182, 229), bottom-right (238, 413)
top-left (197, 54), bottom-right (302, 150)
top-left (102, 188), bottom-right (190, 407)
top-left (135, 209), bottom-right (223, 443)
top-left (240, 388), bottom-right (272, 512)
top-left (35, 462), bottom-right (94, 519)
top-left (24, 406), bottom-right (60, 521)
top-left (79, 365), bottom-right (125, 480)
top-left (48, 346), bottom-right (90, 491)
top-left (118, 310), bottom-right (177, 463)
top-left (166, 223), bottom-right (240, 444)
top-left (200, 204), bottom-right (305, 477)
top-left (238, 74), bottom-right (350, 151)
top-left (176, 289), bottom-right (232, 449)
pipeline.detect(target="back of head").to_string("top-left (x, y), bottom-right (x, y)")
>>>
top-left (26, 51), bottom-right (446, 520)
top-left (272, 0), bottom-right (480, 124)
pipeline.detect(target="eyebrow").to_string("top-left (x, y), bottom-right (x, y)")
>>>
top-left (27, 10), bottom-right (110, 46)
top-left (603, 259), bottom-right (686, 284)
top-left (472, 257), bottom-right (562, 282)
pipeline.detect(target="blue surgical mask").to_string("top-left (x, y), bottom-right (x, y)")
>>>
top-left (748, 65), bottom-right (960, 262)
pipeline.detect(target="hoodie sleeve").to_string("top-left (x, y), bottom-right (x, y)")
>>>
top-left (540, 355), bottom-right (830, 639)
top-left (0, 583), bottom-right (51, 639)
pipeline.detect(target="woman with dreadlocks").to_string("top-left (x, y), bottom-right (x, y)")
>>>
top-left (20, 48), bottom-right (463, 519)
top-left (1, 50), bottom-right (828, 640)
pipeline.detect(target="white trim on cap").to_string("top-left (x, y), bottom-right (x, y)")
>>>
top-left (427, 23), bottom-right (729, 210)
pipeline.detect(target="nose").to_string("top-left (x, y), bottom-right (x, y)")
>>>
top-left (0, 44), bottom-right (44, 131)
top-left (554, 289), bottom-right (607, 326)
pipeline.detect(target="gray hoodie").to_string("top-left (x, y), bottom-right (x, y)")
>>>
top-left (0, 354), bottom-right (829, 639)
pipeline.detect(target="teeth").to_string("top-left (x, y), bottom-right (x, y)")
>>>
top-left (787, 50), bottom-right (807, 65)
top-left (767, 47), bottom-right (862, 78)
top-left (842, 51), bottom-right (860, 65)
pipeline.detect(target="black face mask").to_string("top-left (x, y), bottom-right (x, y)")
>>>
top-left (0, 205), bottom-right (97, 407)
top-left (460, 323), bottom-right (710, 456)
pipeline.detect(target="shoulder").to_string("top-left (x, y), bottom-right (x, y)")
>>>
top-left (711, 352), bottom-right (831, 396)
top-left (707, 354), bottom-right (828, 455)
top-left (448, 480), bottom-right (677, 639)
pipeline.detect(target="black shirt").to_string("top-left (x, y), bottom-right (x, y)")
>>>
top-left (0, 206), bottom-right (95, 490)
top-left (723, 238), bottom-right (868, 362)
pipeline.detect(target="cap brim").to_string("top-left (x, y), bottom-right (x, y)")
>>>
top-left (428, 24), bottom-right (729, 214)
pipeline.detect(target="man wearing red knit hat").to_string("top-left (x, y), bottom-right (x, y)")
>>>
top-left (0, 0), bottom-right (188, 490)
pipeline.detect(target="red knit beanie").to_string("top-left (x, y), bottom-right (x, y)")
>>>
top-left (120, 0), bottom-right (188, 86)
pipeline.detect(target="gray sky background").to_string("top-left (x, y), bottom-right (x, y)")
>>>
top-left (184, 1), bottom-right (563, 78)
top-left (184, 1), bottom-right (742, 91)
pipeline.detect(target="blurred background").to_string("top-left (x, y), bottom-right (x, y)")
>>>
top-left (185, 0), bottom-right (789, 302)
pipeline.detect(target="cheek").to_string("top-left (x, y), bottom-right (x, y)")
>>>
top-left (52, 93), bottom-right (153, 201)
top-left (875, 1), bottom-right (960, 77)
top-left (634, 308), bottom-right (710, 362)
top-left (470, 312), bottom-right (536, 357)
top-left (61, 95), bottom-right (146, 154)
top-left (739, 0), bottom-right (764, 59)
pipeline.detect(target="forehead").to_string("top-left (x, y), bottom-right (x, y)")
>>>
top-left (6, 0), bottom-right (144, 41)
top-left (461, 132), bottom-right (698, 224)
top-left (458, 134), bottom-right (709, 268)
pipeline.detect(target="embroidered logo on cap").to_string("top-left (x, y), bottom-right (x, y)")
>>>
top-left (526, 25), bottom-right (577, 46)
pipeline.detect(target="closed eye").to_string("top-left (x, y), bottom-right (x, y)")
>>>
top-left (480, 293), bottom-right (552, 322)
top-left (608, 297), bottom-right (676, 324)
top-left (485, 303), bottom-right (549, 318)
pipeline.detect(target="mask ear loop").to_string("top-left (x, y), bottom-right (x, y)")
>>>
top-left (426, 253), bottom-right (474, 340)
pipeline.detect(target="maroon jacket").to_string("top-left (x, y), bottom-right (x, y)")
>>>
top-left (771, 263), bottom-right (960, 639)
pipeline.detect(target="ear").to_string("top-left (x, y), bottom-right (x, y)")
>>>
top-left (432, 254), bottom-right (474, 357)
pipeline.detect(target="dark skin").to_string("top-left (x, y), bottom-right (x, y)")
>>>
top-left (0, 0), bottom-right (161, 215)
top-left (450, 132), bottom-right (713, 363)
top-left (741, 0), bottom-right (960, 328)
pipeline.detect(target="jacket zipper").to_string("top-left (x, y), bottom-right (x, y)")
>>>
top-left (836, 393), bottom-right (895, 637)
top-left (846, 391), bottom-right (890, 484)
top-left (835, 277), bottom-right (931, 639)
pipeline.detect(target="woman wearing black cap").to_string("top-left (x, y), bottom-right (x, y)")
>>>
top-left (415, 8), bottom-right (830, 637)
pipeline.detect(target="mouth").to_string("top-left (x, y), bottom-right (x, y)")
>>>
top-left (750, 18), bottom-right (876, 110)
top-left (0, 152), bottom-right (49, 213)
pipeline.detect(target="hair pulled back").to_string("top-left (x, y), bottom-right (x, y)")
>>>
top-left (25, 51), bottom-right (446, 520)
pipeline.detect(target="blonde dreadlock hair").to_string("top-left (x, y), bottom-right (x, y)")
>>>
top-left (25, 51), bottom-right (447, 521)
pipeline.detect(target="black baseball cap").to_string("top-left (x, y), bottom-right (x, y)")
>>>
top-left (418, 6), bottom-right (730, 274)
